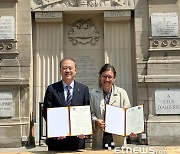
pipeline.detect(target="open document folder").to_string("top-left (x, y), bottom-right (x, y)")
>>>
top-left (47, 105), bottom-right (92, 138)
top-left (105, 104), bottom-right (144, 136)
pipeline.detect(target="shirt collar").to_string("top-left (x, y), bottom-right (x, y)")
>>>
top-left (62, 80), bottom-right (74, 89)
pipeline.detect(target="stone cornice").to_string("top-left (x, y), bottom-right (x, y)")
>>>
top-left (147, 115), bottom-right (180, 123)
top-left (0, 0), bottom-right (17, 1)
top-left (0, 118), bottom-right (29, 125)
top-left (138, 75), bottom-right (180, 83)
top-left (0, 78), bottom-right (29, 85)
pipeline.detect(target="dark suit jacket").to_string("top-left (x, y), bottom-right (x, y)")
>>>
top-left (42, 80), bottom-right (90, 151)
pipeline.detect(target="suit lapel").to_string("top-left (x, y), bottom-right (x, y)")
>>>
top-left (71, 81), bottom-right (79, 105)
top-left (109, 85), bottom-right (118, 106)
top-left (95, 88), bottom-right (105, 118)
top-left (56, 81), bottom-right (66, 106)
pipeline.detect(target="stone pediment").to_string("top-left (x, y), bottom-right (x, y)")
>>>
top-left (31, 0), bottom-right (134, 11)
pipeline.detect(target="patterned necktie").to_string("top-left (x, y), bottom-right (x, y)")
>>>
top-left (66, 86), bottom-right (72, 106)
top-left (104, 92), bottom-right (111, 104)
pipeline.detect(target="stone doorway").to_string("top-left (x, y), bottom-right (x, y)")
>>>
top-left (32, 10), bottom-right (136, 143)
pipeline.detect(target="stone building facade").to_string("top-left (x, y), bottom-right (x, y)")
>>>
top-left (0, 0), bottom-right (180, 148)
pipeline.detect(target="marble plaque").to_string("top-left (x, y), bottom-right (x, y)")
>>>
top-left (151, 13), bottom-right (178, 37)
top-left (155, 89), bottom-right (180, 114)
top-left (0, 92), bottom-right (13, 117)
top-left (74, 55), bottom-right (100, 89)
top-left (0, 16), bottom-right (15, 40)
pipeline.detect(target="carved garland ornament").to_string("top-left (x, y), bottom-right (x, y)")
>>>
top-left (68, 19), bottom-right (100, 45)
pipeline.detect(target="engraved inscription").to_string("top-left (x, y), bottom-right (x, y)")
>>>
top-left (155, 89), bottom-right (180, 114)
top-left (111, 11), bottom-right (125, 16)
top-left (41, 12), bottom-right (56, 18)
top-left (151, 13), bottom-right (178, 37)
top-left (104, 10), bottom-right (131, 19)
top-left (75, 55), bottom-right (98, 89)
top-left (0, 92), bottom-right (13, 117)
top-left (0, 16), bottom-right (15, 40)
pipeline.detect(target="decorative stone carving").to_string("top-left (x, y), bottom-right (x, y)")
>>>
top-left (0, 41), bottom-right (18, 60)
top-left (171, 39), bottom-right (177, 47)
top-left (0, 43), bottom-right (4, 50)
top-left (0, 42), bottom-right (14, 51)
top-left (162, 40), bottom-right (168, 47)
top-left (150, 39), bottom-right (178, 48)
top-left (153, 40), bottom-right (159, 47)
top-left (111, 0), bottom-right (124, 6)
top-left (6, 43), bottom-right (13, 50)
top-left (68, 19), bottom-right (100, 45)
top-left (31, 0), bottom-right (133, 10)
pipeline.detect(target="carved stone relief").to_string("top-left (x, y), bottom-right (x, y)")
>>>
top-left (151, 39), bottom-right (178, 48)
top-left (68, 19), bottom-right (100, 45)
top-left (171, 39), bottom-right (177, 47)
top-left (0, 41), bottom-right (18, 61)
top-left (31, 0), bottom-right (134, 10)
top-left (0, 42), bottom-right (15, 51)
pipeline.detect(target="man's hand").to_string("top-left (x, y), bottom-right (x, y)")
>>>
top-left (95, 119), bottom-right (105, 131)
top-left (56, 136), bottom-right (66, 140)
top-left (77, 134), bottom-right (87, 139)
top-left (55, 135), bottom-right (87, 140)
top-left (130, 133), bottom-right (138, 138)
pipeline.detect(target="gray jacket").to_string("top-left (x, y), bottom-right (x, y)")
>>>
top-left (90, 85), bottom-right (131, 149)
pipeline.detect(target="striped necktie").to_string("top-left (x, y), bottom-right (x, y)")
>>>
top-left (66, 85), bottom-right (72, 106)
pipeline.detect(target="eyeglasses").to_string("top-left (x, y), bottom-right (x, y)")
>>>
top-left (101, 74), bottom-right (114, 79)
top-left (62, 67), bottom-right (74, 71)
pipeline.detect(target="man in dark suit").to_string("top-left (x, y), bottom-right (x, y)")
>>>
top-left (42, 57), bottom-right (90, 151)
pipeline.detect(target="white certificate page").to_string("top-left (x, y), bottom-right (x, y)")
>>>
top-left (126, 105), bottom-right (144, 136)
top-left (47, 107), bottom-right (69, 138)
top-left (70, 106), bottom-right (92, 136)
top-left (105, 104), bottom-right (125, 136)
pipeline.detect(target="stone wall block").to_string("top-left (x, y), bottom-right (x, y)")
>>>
top-left (147, 62), bottom-right (180, 75)
top-left (147, 122), bottom-right (180, 145)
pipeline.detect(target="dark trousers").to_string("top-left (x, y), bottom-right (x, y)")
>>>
top-left (46, 136), bottom-right (85, 151)
top-left (103, 132), bottom-right (113, 149)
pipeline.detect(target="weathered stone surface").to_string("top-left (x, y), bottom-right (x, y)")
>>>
top-left (147, 121), bottom-right (180, 145)
top-left (0, 138), bottom-right (21, 148)
top-left (147, 60), bottom-right (180, 75)
top-left (0, 125), bottom-right (22, 148)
